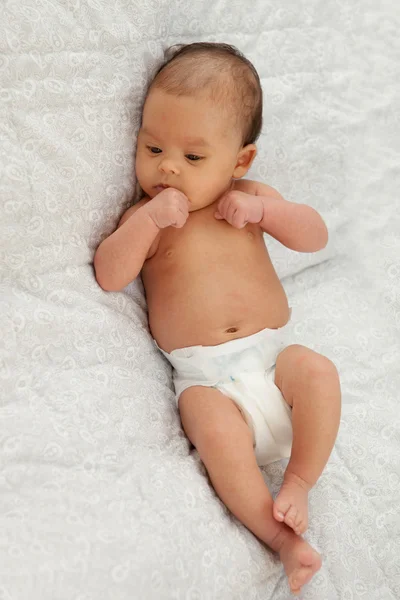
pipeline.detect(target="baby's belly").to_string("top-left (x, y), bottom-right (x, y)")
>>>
top-left (146, 280), bottom-right (289, 353)
top-left (142, 223), bottom-right (290, 353)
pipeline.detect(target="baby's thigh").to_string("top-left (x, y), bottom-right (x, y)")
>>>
top-left (274, 344), bottom-right (339, 407)
top-left (178, 386), bottom-right (252, 456)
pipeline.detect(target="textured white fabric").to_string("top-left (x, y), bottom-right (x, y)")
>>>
top-left (158, 325), bottom-right (293, 465)
top-left (1, 0), bottom-right (400, 599)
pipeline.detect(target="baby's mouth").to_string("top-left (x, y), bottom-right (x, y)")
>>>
top-left (153, 184), bottom-right (170, 193)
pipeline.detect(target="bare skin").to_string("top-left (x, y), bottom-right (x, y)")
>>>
top-left (94, 87), bottom-right (341, 595)
top-left (178, 384), bottom-right (323, 595)
top-left (141, 196), bottom-right (290, 353)
top-left (140, 198), bottom-right (340, 593)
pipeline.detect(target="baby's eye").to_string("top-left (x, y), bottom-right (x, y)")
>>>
top-left (148, 146), bottom-right (162, 154)
top-left (186, 154), bottom-right (203, 162)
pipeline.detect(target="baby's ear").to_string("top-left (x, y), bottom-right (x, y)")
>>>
top-left (232, 144), bottom-right (257, 179)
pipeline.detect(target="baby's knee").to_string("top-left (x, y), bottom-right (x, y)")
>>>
top-left (305, 353), bottom-right (339, 382)
top-left (282, 345), bottom-right (339, 386)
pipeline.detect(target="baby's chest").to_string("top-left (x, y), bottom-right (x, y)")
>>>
top-left (156, 217), bottom-right (261, 261)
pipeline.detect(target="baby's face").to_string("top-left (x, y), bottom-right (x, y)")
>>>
top-left (135, 89), bottom-right (244, 211)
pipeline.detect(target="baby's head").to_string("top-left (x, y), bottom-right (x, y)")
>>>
top-left (135, 42), bottom-right (263, 210)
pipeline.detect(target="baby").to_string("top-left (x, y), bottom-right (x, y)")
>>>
top-left (94, 42), bottom-right (341, 595)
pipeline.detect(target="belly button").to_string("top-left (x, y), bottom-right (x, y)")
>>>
top-left (166, 249), bottom-right (173, 257)
top-left (226, 327), bottom-right (238, 334)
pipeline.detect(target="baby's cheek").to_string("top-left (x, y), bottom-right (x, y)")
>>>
top-left (134, 157), bottom-right (143, 181)
top-left (135, 158), bottom-right (149, 190)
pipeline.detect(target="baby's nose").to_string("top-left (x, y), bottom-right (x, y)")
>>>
top-left (158, 158), bottom-right (180, 175)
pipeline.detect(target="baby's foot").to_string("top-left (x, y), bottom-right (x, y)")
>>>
top-left (273, 472), bottom-right (310, 535)
top-left (278, 531), bottom-right (322, 596)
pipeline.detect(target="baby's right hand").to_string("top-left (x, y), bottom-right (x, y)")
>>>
top-left (143, 188), bottom-right (189, 229)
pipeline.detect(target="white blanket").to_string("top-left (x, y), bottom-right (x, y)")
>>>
top-left (1, 0), bottom-right (399, 598)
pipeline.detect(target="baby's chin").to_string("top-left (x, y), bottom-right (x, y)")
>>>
top-left (187, 197), bottom-right (217, 212)
top-left (189, 190), bottom-right (227, 211)
top-left (144, 185), bottom-right (217, 211)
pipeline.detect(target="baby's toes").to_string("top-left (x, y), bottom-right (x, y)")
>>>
top-left (284, 505), bottom-right (298, 530)
top-left (273, 499), bottom-right (290, 523)
top-left (296, 515), bottom-right (308, 535)
top-left (294, 517), bottom-right (306, 535)
top-left (289, 567), bottom-right (313, 594)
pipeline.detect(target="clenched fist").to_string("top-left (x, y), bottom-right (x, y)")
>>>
top-left (144, 188), bottom-right (189, 229)
top-left (215, 190), bottom-right (264, 229)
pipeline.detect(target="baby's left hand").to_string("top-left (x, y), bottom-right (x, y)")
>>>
top-left (215, 190), bottom-right (264, 229)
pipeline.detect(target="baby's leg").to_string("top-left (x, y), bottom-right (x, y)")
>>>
top-left (179, 386), bottom-right (321, 596)
top-left (273, 345), bottom-right (341, 534)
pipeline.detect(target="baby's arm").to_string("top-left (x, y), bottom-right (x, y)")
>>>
top-left (224, 180), bottom-right (328, 253)
top-left (94, 199), bottom-right (159, 291)
top-left (256, 182), bottom-right (328, 252)
top-left (94, 188), bottom-right (189, 291)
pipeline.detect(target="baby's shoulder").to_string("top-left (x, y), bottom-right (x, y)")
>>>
top-left (233, 178), bottom-right (259, 195)
top-left (233, 178), bottom-right (284, 201)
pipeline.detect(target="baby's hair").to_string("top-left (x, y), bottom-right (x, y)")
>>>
top-left (148, 42), bottom-right (263, 147)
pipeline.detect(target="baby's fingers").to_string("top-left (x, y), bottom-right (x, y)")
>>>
top-left (216, 194), bottom-right (230, 218)
top-left (172, 209), bottom-right (188, 228)
top-left (226, 204), bottom-right (239, 225)
top-left (232, 211), bottom-right (248, 229)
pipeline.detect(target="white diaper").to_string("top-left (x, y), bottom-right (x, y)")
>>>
top-left (157, 325), bottom-right (293, 466)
